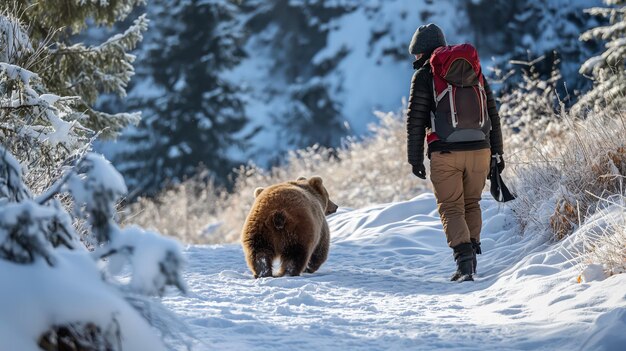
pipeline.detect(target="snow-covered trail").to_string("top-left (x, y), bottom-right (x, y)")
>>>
top-left (163, 193), bottom-right (626, 350)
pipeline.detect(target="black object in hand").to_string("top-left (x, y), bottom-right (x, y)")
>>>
top-left (412, 164), bottom-right (426, 179)
top-left (489, 156), bottom-right (515, 203)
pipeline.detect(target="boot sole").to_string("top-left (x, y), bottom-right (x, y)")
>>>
top-left (451, 274), bottom-right (474, 282)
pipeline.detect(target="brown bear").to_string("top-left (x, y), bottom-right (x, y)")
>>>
top-left (241, 176), bottom-right (338, 278)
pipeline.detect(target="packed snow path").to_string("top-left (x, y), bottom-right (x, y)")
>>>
top-left (163, 193), bottom-right (626, 350)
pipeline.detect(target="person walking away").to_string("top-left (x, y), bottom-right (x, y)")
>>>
top-left (406, 24), bottom-right (505, 282)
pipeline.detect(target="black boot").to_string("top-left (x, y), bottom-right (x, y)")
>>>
top-left (471, 239), bottom-right (482, 275)
top-left (450, 243), bottom-right (474, 282)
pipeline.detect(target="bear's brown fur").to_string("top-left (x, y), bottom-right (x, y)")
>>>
top-left (241, 176), bottom-right (338, 278)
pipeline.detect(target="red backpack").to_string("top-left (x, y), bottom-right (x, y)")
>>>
top-left (427, 44), bottom-right (491, 144)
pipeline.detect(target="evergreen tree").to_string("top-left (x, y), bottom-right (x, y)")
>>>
top-left (3, 0), bottom-right (147, 138)
top-left (116, 0), bottom-right (249, 196)
top-left (575, 0), bottom-right (626, 113)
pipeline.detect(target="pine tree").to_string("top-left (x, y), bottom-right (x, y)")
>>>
top-left (575, 0), bottom-right (626, 113)
top-left (115, 0), bottom-right (249, 196)
top-left (3, 0), bottom-right (147, 138)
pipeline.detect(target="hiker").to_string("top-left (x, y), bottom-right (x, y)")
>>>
top-left (406, 24), bottom-right (505, 282)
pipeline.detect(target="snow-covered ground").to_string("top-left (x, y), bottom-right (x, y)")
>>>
top-left (164, 193), bottom-right (626, 350)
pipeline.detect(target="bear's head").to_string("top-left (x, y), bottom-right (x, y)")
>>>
top-left (296, 176), bottom-right (338, 215)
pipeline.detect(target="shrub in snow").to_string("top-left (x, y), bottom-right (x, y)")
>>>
top-left (505, 95), bottom-right (626, 281)
top-left (0, 146), bottom-right (188, 350)
top-left (508, 104), bottom-right (626, 240)
top-left (494, 73), bottom-right (626, 277)
top-left (504, 2), bottom-right (626, 251)
top-left (497, 55), bottom-right (568, 156)
top-left (121, 109), bottom-right (430, 243)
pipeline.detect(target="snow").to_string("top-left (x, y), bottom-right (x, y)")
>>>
top-left (161, 192), bottom-right (626, 350)
top-left (105, 225), bottom-right (186, 296)
top-left (1, 146), bottom-right (189, 350)
top-left (0, 250), bottom-right (166, 351)
top-left (581, 264), bottom-right (606, 282)
top-left (311, 0), bottom-right (468, 134)
top-left (220, 0), bottom-right (471, 165)
top-left (66, 153), bottom-right (127, 211)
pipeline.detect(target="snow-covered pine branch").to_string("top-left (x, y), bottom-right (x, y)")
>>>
top-left (39, 14), bottom-right (148, 138)
top-left (0, 7), bottom-right (145, 192)
top-left (0, 149), bottom-right (76, 266)
top-left (1, 1), bottom-right (147, 139)
top-left (0, 147), bottom-right (30, 202)
top-left (574, 0), bottom-right (626, 113)
top-left (17, 0), bottom-right (146, 36)
top-left (0, 58), bottom-right (90, 192)
top-left (0, 145), bottom-right (187, 350)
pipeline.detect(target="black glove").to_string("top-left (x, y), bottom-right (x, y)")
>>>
top-left (412, 164), bottom-right (426, 179)
top-left (492, 154), bottom-right (505, 173)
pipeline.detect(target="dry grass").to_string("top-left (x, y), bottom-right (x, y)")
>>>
top-left (565, 190), bottom-right (626, 279)
top-left (507, 104), bottom-right (626, 242)
top-left (583, 193), bottom-right (626, 276)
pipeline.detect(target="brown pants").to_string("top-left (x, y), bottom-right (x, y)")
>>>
top-left (430, 149), bottom-right (491, 248)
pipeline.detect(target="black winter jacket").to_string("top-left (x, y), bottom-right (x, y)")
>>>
top-left (406, 55), bottom-right (504, 167)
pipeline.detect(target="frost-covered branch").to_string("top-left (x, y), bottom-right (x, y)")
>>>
top-left (0, 148), bottom-right (75, 265)
top-left (0, 60), bottom-right (91, 192)
top-left (1, 2), bottom-right (147, 139)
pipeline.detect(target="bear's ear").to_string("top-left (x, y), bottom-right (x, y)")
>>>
top-left (308, 176), bottom-right (324, 194)
top-left (254, 187), bottom-right (264, 198)
top-left (296, 176), bottom-right (307, 181)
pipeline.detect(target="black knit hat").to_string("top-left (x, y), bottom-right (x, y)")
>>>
top-left (408, 23), bottom-right (446, 55)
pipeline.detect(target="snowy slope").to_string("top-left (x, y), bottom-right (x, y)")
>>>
top-left (163, 193), bottom-right (626, 350)
top-left (311, 0), bottom-right (468, 134)
top-left (228, 0), bottom-right (470, 162)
